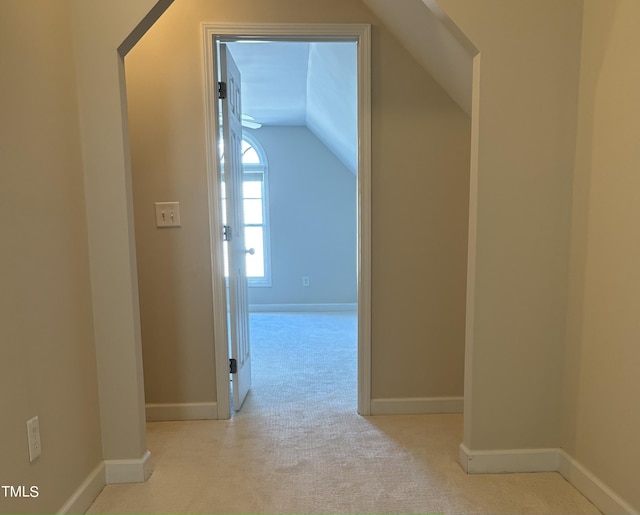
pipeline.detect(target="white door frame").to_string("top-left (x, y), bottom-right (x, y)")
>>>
top-left (202, 23), bottom-right (372, 419)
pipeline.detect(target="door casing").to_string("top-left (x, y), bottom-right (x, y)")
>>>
top-left (202, 23), bottom-right (372, 419)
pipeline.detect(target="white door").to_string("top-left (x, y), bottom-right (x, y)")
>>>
top-left (220, 44), bottom-right (252, 410)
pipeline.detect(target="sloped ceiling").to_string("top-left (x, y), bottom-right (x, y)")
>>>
top-left (362, 0), bottom-right (477, 116)
top-left (226, 41), bottom-right (358, 175)
top-left (306, 42), bottom-right (358, 175)
top-left (226, 42), bottom-right (310, 126)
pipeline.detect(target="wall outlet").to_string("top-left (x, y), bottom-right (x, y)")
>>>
top-left (302, 276), bottom-right (310, 287)
top-left (26, 416), bottom-right (41, 462)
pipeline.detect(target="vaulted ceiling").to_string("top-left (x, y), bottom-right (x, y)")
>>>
top-left (226, 41), bottom-right (358, 175)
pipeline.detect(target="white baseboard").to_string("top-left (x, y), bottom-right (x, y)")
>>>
top-left (105, 449), bottom-right (152, 484)
top-left (57, 462), bottom-right (106, 514)
top-left (458, 443), bottom-right (560, 474)
top-left (370, 397), bottom-right (463, 415)
top-left (558, 450), bottom-right (638, 515)
top-left (458, 445), bottom-right (638, 515)
top-left (249, 303), bottom-right (357, 312)
top-left (146, 402), bottom-right (217, 421)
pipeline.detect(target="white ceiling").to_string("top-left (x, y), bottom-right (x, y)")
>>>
top-left (226, 41), bottom-right (311, 126)
top-left (226, 41), bottom-right (358, 174)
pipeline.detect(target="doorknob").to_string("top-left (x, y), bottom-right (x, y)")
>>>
top-left (245, 248), bottom-right (255, 255)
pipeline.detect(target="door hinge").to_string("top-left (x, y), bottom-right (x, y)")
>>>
top-left (223, 225), bottom-right (232, 241)
top-left (218, 81), bottom-right (227, 100)
top-left (229, 358), bottom-right (238, 374)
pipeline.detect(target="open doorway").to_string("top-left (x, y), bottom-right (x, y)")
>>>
top-left (203, 25), bottom-right (372, 419)
top-left (225, 41), bottom-right (358, 414)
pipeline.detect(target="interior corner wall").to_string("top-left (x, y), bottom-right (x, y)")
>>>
top-left (437, 0), bottom-right (584, 449)
top-left (0, 2), bottom-right (103, 512)
top-left (564, 0), bottom-right (640, 511)
top-left (125, 0), bottom-right (470, 408)
top-left (246, 126), bottom-right (357, 308)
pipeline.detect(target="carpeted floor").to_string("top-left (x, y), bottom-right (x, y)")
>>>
top-left (86, 312), bottom-right (600, 514)
top-left (240, 311), bottom-right (359, 413)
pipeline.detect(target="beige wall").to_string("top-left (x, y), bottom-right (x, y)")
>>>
top-left (3, 0), bottom-right (639, 512)
top-left (0, 1), bottom-right (103, 512)
top-left (126, 4), bottom-right (218, 404)
top-left (125, 0), bottom-right (471, 407)
top-left (564, 0), bottom-right (640, 510)
top-left (436, 0), bottom-right (639, 509)
top-left (437, 0), bottom-right (584, 449)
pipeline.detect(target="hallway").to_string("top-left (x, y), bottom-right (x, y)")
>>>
top-left (87, 313), bottom-right (599, 514)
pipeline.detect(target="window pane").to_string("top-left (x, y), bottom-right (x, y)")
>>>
top-left (241, 139), bottom-right (261, 164)
top-left (242, 146), bottom-right (260, 164)
top-left (222, 137), bottom-right (262, 164)
top-left (243, 180), bottom-right (262, 199)
top-left (243, 199), bottom-right (263, 224)
top-left (245, 227), bottom-right (264, 277)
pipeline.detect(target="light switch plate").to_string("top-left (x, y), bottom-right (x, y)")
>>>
top-left (155, 202), bottom-right (181, 227)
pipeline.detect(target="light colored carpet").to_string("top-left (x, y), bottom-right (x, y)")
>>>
top-left (87, 312), bottom-right (600, 514)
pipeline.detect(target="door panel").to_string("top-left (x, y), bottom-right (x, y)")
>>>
top-left (220, 44), bottom-right (252, 410)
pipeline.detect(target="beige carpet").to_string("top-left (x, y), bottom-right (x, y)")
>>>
top-left (87, 313), bottom-right (600, 514)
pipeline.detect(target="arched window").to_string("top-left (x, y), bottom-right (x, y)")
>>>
top-left (221, 133), bottom-right (271, 286)
top-left (241, 133), bottom-right (271, 286)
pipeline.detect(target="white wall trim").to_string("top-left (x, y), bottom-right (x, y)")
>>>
top-left (355, 22), bottom-right (372, 417)
top-left (462, 52), bottom-right (482, 449)
top-left (558, 450), bottom-right (639, 515)
top-left (105, 450), bottom-right (152, 484)
top-left (458, 445), bottom-right (638, 515)
top-left (370, 397), bottom-right (463, 415)
top-left (458, 444), bottom-right (559, 474)
top-left (249, 303), bottom-right (357, 313)
top-left (57, 462), bottom-right (106, 514)
top-left (146, 402), bottom-right (218, 421)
